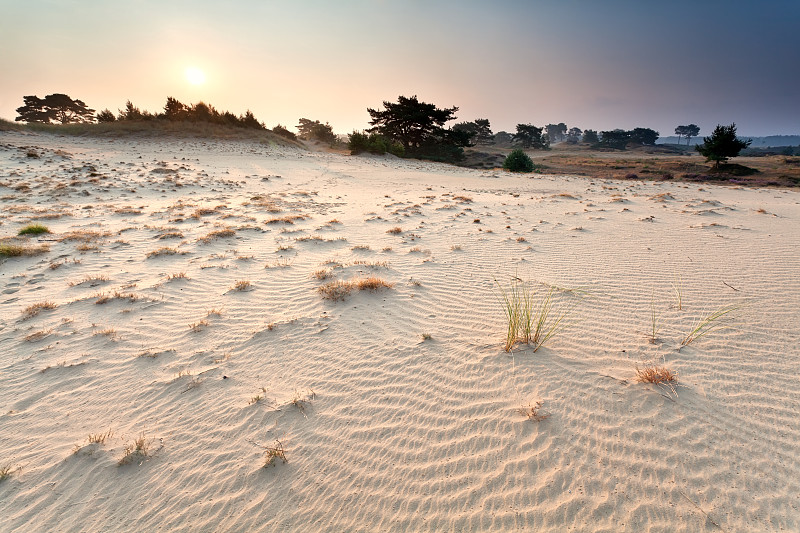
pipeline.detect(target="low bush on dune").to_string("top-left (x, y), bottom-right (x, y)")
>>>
top-left (503, 149), bottom-right (534, 172)
top-left (348, 131), bottom-right (405, 157)
top-left (18, 224), bottom-right (51, 236)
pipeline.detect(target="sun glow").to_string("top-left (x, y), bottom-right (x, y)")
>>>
top-left (185, 67), bottom-right (206, 85)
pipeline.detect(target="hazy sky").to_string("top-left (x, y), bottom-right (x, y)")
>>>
top-left (1, 0), bottom-right (798, 137)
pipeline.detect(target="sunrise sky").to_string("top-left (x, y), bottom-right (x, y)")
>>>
top-left (1, 0), bottom-right (798, 137)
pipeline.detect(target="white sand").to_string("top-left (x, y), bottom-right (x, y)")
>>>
top-left (1, 132), bottom-right (799, 532)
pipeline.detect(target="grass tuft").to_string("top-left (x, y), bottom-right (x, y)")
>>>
top-left (118, 433), bottom-right (153, 466)
top-left (496, 278), bottom-right (570, 352)
top-left (21, 301), bottom-right (58, 319)
top-left (681, 304), bottom-right (739, 346)
top-left (18, 223), bottom-right (51, 236)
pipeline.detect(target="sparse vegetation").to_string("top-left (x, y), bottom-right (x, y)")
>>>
top-left (118, 433), bottom-right (153, 466)
top-left (518, 400), bottom-right (550, 421)
top-left (0, 464), bottom-right (15, 482)
top-left (263, 439), bottom-right (287, 467)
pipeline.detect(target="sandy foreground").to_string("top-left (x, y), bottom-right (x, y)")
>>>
top-left (1, 132), bottom-right (798, 532)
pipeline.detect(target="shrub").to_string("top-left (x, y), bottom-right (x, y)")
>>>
top-left (348, 131), bottom-right (404, 157)
top-left (503, 149), bottom-right (534, 173)
top-left (272, 124), bottom-right (297, 141)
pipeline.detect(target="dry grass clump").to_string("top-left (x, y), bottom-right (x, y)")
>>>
top-left (167, 272), bottom-right (187, 280)
top-left (263, 439), bottom-right (287, 468)
top-left (635, 364), bottom-right (677, 385)
top-left (94, 291), bottom-right (139, 305)
top-left (189, 320), bottom-right (209, 332)
top-left (94, 327), bottom-right (118, 339)
top-left (26, 328), bottom-right (53, 342)
top-left (386, 227), bottom-right (403, 234)
top-left (317, 277), bottom-right (393, 300)
top-left (87, 429), bottom-right (114, 444)
top-left (58, 230), bottom-right (110, 242)
top-left (0, 464), bottom-right (15, 482)
top-left (0, 242), bottom-right (50, 258)
top-left (317, 280), bottom-right (353, 301)
top-left (197, 228), bottom-right (236, 243)
top-left (18, 223), bottom-right (51, 236)
top-left (146, 246), bottom-right (182, 258)
top-left (265, 214), bottom-right (306, 224)
top-left (118, 433), bottom-right (153, 466)
top-left (68, 274), bottom-right (110, 287)
top-left (232, 280), bottom-right (252, 291)
top-left (190, 206), bottom-right (223, 218)
top-left (21, 301), bottom-right (58, 319)
top-left (313, 268), bottom-right (333, 280)
top-left (518, 400), bottom-right (550, 421)
top-left (351, 244), bottom-right (370, 251)
top-left (157, 230), bottom-right (184, 240)
top-left (352, 277), bottom-right (394, 291)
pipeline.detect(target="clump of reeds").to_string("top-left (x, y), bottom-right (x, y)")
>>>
top-left (635, 364), bottom-right (677, 385)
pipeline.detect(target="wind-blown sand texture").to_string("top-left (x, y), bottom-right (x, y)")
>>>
top-left (1, 132), bottom-right (799, 532)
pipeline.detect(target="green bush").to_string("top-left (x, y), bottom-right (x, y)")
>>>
top-left (503, 149), bottom-right (534, 172)
top-left (348, 131), bottom-right (404, 157)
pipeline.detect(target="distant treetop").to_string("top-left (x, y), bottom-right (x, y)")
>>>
top-left (15, 93), bottom-right (95, 124)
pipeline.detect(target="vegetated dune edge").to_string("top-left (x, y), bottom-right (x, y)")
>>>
top-left (1, 130), bottom-right (798, 532)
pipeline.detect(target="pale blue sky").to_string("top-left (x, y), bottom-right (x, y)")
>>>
top-left (1, 0), bottom-right (797, 136)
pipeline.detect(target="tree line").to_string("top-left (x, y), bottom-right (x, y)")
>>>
top-left (14, 92), bottom-right (751, 167)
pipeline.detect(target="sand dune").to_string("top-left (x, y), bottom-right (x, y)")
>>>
top-left (1, 132), bottom-right (799, 532)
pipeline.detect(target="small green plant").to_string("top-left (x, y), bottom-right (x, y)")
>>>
top-left (503, 149), bottom-right (534, 173)
top-left (18, 224), bottom-right (51, 236)
top-left (681, 304), bottom-right (739, 346)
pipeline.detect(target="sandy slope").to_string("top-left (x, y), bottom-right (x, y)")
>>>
top-left (1, 132), bottom-right (799, 532)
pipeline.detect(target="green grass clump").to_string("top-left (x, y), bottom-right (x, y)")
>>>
top-left (681, 304), bottom-right (739, 346)
top-left (496, 278), bottom-right (570, 352)
top-left (0, 243), bottom-right (50, 258)
top-left (18, 224), bottom-right (51, 236)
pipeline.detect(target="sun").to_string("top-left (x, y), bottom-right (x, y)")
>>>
top-left (185, 67), bottom-right (206, 85)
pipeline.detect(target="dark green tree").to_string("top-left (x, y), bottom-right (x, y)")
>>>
top-left (503, 149), bottom-right (534, 172)
top-left (15, 93), bottom-right (96, 124)
top-left (695, 123), bottom-right (751, 167)
top-left (366, 95), bottom-right (459, 152)
top-left (494, 131), bottom-right (513, 146)
top-left (545, 123), bottom-right (567, 143)
top-left (297, 118), bottom-right (336, 143)
top-left (454, 118), bottom-right (494, 146)
top-left (96, 109), bottom-right (116, 123)
top-left (512, 124), bottom-right (549, 149)
top-left (675, 124), bottom-right (700, 145)
top-left (163, 97), bottom-right (188, 120)
top-left (272, 124), bottom-right (297, 141)
top-left (582, 129), bottom-right (599, 143)
top-left (566, 127), bottom-right (582, 144)
top-left (629, 127), bottom-right (659, 145)
top-left (598, 129), bottom-right (631, 149)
